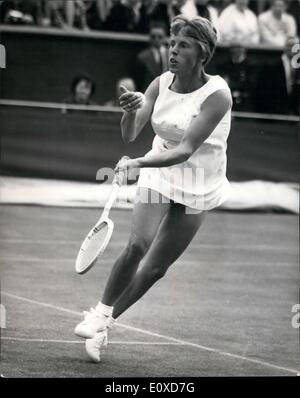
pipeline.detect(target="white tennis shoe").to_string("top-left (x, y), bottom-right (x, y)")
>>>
top-left (74, 307), bottom-right (108, 339)
top-left (85, 330), bottom-right (108, 363)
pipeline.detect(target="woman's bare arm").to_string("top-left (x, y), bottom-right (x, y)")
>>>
top-left (135, 89), bottom-right (232, 168)
top-left (120, 77), bottom-right (159, 144)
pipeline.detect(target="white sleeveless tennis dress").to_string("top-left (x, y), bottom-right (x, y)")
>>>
top-left (137, 71), bottom-right (232, 211)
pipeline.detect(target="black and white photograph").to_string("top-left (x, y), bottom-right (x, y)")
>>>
top-left (0, 0), bottom-right (299, 382)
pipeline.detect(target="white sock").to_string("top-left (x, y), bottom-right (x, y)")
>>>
top-left (95, 301), bottom-right (113, 317)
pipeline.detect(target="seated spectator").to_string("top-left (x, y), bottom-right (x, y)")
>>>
top-left (1, 0), bottom-right (41, 25)
top-left (254, 36), bottom-right (300, 115)
top-left (195, 0), bottom-right (219, 28)
top-left (218, 0), bottom-right (259, 45)
top-left (287, 0), bottom-right (300, 33)
top-left (165, 0), bottom-right (192, 27)
top-left (104, 77), bottom-right (136, 107)
top-left (105, 0), bottom-right (142, 32)
top-left (214, 0), bottom-right (231, 12)
top-left (218, 0), bottom-right (267, 14)
top-left (138, 0), bottom-right (170, 34)
top-left (258, 0), bottom-right (297, 47)
top-left (42, 0), bottom-right (68, 29)
top-left (248, 0), bottom-right (268, 15)
top-left (86, 0), bottom-right (113, 30)
top-left (174, 0), bottom-right (199, 18)
top-left (64, 75), bottom-right (97, 105)
top-left (134, 23), bottom-right (169, 92)
top-left (64, 0), bottom-right (90, 30)
top-left (50, 0), bottom-right (90, 30)
top-left (167, 0), bottom-right (218, 29)
top-left (169, 0), bottom-right (201, 20)
top-left (219, 44), bottom-right (256, 111)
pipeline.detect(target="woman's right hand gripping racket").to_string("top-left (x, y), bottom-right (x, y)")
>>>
top-left (75, 156), bottom-right (129, 274)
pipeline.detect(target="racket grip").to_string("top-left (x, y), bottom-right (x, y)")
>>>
top-left (112, 156), bottom-right (130, 186)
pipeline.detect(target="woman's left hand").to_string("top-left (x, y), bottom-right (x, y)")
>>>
top-left (114, 157), bottom-right (141, 175)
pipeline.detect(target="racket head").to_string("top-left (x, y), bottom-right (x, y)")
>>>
top-left (75, 218), bottom-right (114, 274)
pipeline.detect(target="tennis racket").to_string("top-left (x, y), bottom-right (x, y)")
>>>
top-left (75, 156), bottom-right (129, 274)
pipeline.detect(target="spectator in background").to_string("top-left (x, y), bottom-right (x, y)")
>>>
top-left (104, 77), bottom-right (136, 107)
top-left (254, 36), bottom-right (300, 115)
top-left (167, 0), bottom-right (219, 29)
top-left (65, 75), bottom-right (97, 105)
top-left (42, 0), bottom-right (68, 29)
top-left (173, 0), bottom-right (199, 18)
top-left (63, 0), bottom-right (90, 30)
top-left (150, 1), bottom-right (186, 32)
top-left (218, 0), bottom-right (259, 45)
top-left (40, 0), bottom-right (91, 30)
top-left (105, 0), bottom-right (142, 32)
top-left (258, 0), bottom-right (297, 47)
top-left (168, 0), bottom-right (201, 20)
top-left (212, 0), bottom-right (231, 12)
top-left (166, 0), bottom-right (195, 26)
top-left (287, 0), bottom-right (300, 34)
top-left (138, 0), bottom-right (170, 34)
top-left (1, 0), bottom-right (41, 25)
top-left (248, 0), bottom-right (268, 15)
top-left (195, 1), bottom-right (219, 28)
top-left (86, 0), bottom-right (113, 30)
top-left (219, 44), bottom-right (255, 111)
top-left (135, 23), bottom-right (169, 91)
top-left (216, 0), bottom-right (268, 14)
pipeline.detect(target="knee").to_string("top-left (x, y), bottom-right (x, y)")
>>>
top-left (125, 234), bottom-right (150, 260)
top-left (145, 264), bottom-right (167, 282)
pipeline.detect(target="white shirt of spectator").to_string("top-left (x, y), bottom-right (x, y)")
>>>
top-left (258, 10), bottom-right (297, 47)
top-left (218, 4), bottom-right (259, 45)
top-left (180, 0), bottom-right (199, 19)
top-left (208, 6), bottom-right (219, 31)
top-left (175, 0), bottom-right (219, 31)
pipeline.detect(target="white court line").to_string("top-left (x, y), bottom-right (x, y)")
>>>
top-left (1, 257), bottom-right (75, 263)
top-left (2, 291), bottom-right (300, 375)
top-left (0, 258), bottom-right (296, 267)
top-left (0, 239), bottom-right (79, 245)
top-left (1, 337), bottom-right (184, 345)
top-left (0, 238), bottom-right (295, 252)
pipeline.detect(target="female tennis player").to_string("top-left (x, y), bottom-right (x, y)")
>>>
top-left (75, 15), bottom-right (232, 362)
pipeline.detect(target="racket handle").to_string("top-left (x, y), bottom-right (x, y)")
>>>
top-left (102, 183), bottom-right (120, 218)
top-left (112, 156), bottom-right (130, 186)
top-left (102, 156), bottom-right (130, 218)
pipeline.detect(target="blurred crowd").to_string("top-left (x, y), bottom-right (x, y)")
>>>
top-left (0, 0), bottom-right (299, 46)
top-left (1, 0), bottom-right (299, 115)
top-left (65, 21), bottom-right (299, 115)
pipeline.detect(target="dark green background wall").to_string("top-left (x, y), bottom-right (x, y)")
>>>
top-left (0, 27), bottom-right (282, 104)
top-left (1, 104), bottom-right (298, 183)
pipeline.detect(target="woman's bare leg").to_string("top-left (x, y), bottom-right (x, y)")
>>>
top-left (101, 188), bottom-right (170, 306)
top-left (112, 203), bottom-right (206, 318)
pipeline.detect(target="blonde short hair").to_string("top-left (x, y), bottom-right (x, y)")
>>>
top-left (170, 15), bottom-right (217, 66)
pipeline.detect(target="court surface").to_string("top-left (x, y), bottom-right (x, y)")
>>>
top-left (1, 205), bottom-right (299, 377)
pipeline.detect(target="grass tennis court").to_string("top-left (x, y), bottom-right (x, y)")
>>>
top-left (1, 205), bottom-right (299, 377)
